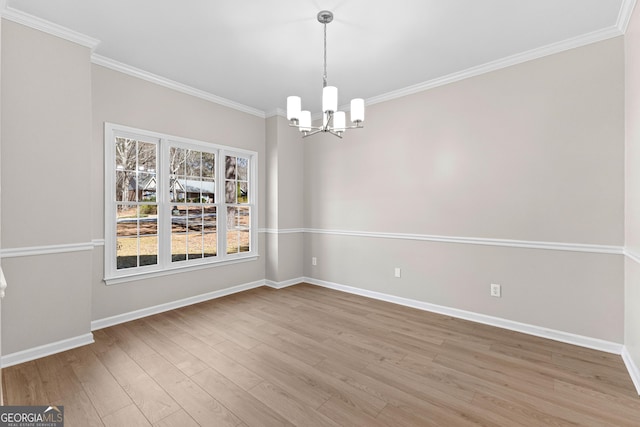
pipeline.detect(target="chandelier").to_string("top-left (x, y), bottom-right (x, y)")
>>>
top-left (287, 10), bottom-right (365, 138)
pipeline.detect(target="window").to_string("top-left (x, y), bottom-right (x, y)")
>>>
top-left (105, 123), bottom-right (257, 284)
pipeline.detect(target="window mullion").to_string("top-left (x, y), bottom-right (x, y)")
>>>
top-left (159, 139), bottom-right (171, 268)
top-left (218, 149), bottom-right (227, 257)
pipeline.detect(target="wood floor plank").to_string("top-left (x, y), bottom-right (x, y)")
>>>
top-left (136, 353), bottom-right (241, 427)
top-left (35, 352), bottom-right (88, 403)
top-left (51, 390), bottom-right (104, 427)
top-left (2, 361), bottom-right (49, 405)
top-left (250, 342), bottom-right (388, 417)
top-left (152, 409), bottom-right (199, 427)
top-left (3, 284), bottom-right (639, 426)
top-left (215, 339), bottom-right (332, 409)
top-left (191, 367), bottom-right (293, 427)
top-left (124, 317), bottom-right (209, 377)
top-left (314, 358), bottom-right (491, 426)
top-left (102, 403), bottom-right (152, 427)
top-left (63, 345), bottom-right (133, 418)
top-left (248, 381), bottom-right (341, 427)
top-left (169, 333), bottom-right (264, 391)
top-left (102, 323), bottom-right (157, 362)
top-left (317, 396), bottom-right (390, 427)
top-left (92, 333), bottom-right (182, 424)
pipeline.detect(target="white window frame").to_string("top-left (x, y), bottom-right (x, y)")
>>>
top-left (104, 123), bottom-right (258, 285)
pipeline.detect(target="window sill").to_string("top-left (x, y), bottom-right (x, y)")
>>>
top-left (104, 254), bottom-right (259, 286)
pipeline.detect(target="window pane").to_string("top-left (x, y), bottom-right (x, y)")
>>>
top-left (170, 147), bottom-right (185, 175)
top-left (171, 204), bottom-right (187, 233)
top-left (204, 233), bottom-right (217, 257)
top-left (225, 181), bottom-right (236, 203)
top-left (138, 142), bottom-right (156, 173)
top-left (225, 156), bottom-right (236, 179)
top-left (239, 230), bottom-right (250, 253)
top-left (116, 204), bottom-right (137, 236)
top-left (238, 182), bottom-right (248, 204)
top-left (237, 157), bottom-right (248, 180)
top-left (115, 138), bottom-right (136, 172)
top-left (203, 206), bottom-right (217, 233)
top-left (138, 173), bottom-right (156, 202)
top-left (202, 152), bottom-right (215, 178)
top-left (172, 234), bottom-right (187, 262)
top-left (117, 237), bottom-right (138, 269)
top-left (139, 205), bottom-right (158, 235)
top-left (227, 230), bottom-right (239, 254)
top-left (237, 207), bottom-right (250, 229)
top-left (116, 171), bottom-right (135, 202)
top-left (188, 206), bottom-right (203, 232)
top-left (186, 150), bottom-right (201, 178)
top-left (227, 206), bottom-right (238, 228)
top-left (139, 235), bottom-right (158, 266)
top-left (170, 176), bottom-right (185, 202)
top-left (188, 233), bottom-right (204, 260)
top-left (202, 179), bottom-right (215, 203)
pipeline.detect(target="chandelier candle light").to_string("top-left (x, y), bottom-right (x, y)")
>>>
top-left (287, 10), bottom-right (365, 138)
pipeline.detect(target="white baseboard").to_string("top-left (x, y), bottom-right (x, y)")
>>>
top-left (265, 277), bottom-right (304, 289)
top-left (1, 333), bottom-right (94, 368)
top-left (622, 346), bottom-right (640, 395)
top-left (303, 277), bottom-right (624, 355)
top-left (3, 277), bottom-right (630, 384)
top-left (91, 280), bottom-right (265, 331)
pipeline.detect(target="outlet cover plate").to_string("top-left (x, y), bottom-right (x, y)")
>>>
top-left (490, 283), bottom-right (501, 298)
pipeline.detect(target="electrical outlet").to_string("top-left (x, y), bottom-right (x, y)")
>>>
top-left (312, 257), bottom-right (317, 266)
top-left (394, 267), bottom-right (401, 278)
top-left (490, 283), bottom-right (501, 298)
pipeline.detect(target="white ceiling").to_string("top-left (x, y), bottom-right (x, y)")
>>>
top-left (2, 0), bottom-right (631, 115)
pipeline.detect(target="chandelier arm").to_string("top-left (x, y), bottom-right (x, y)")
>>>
top-left (301, 129), bottom-right (325, 138)
top-left (288, 123), bottom-right (322, 130)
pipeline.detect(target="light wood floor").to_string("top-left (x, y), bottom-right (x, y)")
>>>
top-left (3, 283), bottom-right (640, 426)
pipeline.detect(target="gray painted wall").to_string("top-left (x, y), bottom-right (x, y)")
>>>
top-left (303, 37), bottom-right (625, 343)
top-left (1, 20), bottom-right (93, 354)
top-left (265, 116), bottom-right (304, 284)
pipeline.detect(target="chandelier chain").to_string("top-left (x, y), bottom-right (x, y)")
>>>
top-left (323, 22), bottom-right (328, 88)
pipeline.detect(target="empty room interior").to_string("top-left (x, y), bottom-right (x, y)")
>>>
top-left (2, 0), bottom-right (640, 425)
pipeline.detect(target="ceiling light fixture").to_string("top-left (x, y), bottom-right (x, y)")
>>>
top-left (287, 10), bottom-right (365, 139)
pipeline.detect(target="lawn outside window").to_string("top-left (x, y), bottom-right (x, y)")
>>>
top-left (104, 123), bottom-right (257, 284)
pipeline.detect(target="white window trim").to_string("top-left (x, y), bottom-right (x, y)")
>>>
top-left (104, 122), bottom-right (258, 285)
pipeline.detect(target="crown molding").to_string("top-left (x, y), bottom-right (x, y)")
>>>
top-left (617, 0), bottom-right (638, 33)
top-left (366, 26), bottom-right (624, 107)
top-left (1, 6), bottom-right (100, 50)
top-left (2, 2), bottom-right (632, 116)
top-left (266, 108), bottom-right (284, 118)
top-left (91, 54), bottom-right (266, 118)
